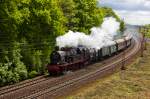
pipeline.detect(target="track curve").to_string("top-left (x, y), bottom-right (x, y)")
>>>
top-left (0, 30), bottom-right (141, 99)
top-left (22, 35), bottom-right (141, 99)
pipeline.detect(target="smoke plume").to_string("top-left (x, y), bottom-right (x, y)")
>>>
top-left (56, 17), bottom-right (120, 49)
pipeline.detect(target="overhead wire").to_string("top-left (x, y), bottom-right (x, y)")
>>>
top-left (0, 47), bottom-right (54, 54)
top-left (0, 42), bottom-right (56, 54)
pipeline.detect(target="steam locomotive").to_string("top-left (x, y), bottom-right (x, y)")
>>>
top-left (47, 36), bottom-right (132, 75)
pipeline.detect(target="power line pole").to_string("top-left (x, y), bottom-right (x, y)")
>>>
top-left (122, 40), bottom-right (126, 70)
top-left (140, 27), bottom-right (144, 57)
top-left (120, 36), bottom-right (126, 80)
top-left (144, 27), bottom-right (148, 50)
top-left (141, 35), bottom-right (144, 57)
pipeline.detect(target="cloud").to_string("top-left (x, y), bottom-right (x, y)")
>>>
top-left (100, 0), bottom-right (150, 11)
top-left (115, 10), bottom-right (150, 25)
top-left (99, 0), bottom-right (150, 25)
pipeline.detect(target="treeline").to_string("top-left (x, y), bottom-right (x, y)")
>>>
top-left (0, 0), bottom-right (124, 86)
top-left (140, 25), bottom-right (150, 38)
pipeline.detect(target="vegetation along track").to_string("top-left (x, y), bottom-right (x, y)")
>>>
top-left (0, 36), bottom-right (141, 99)
top-left (22, 36), bottom-right (141, 99)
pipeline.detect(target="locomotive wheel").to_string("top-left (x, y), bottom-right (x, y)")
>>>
top-left (49, 71), bottom-right (63, 76)
top-left (78, 62), bottom-right (82, 69)
top-left (48, 67), bottom-right (63, 76)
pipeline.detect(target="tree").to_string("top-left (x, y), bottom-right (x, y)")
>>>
top-left (73, 0), bottom-right (104, 33)
top-left (59, 0), bottom-right (79, 31)
top-left (120, 20), bottom-right (125, 32)
top-left (19, 0), bottom-right (67, 73)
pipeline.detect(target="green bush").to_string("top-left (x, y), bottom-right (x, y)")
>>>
top-left (28, 71), bottom-right (38, 78)
top-left (17, 70), bottom-right (28, 80)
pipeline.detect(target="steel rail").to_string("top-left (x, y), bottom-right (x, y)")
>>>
top-left (22, 37), bottom-right (141, 99)
top-left (0, 37), bottom-right (139, 99)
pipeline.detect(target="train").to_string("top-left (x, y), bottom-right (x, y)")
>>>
top-left (47, 36), bottom-right (132, 75)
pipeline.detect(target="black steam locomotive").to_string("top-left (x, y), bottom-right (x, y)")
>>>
top-left (47, 36), bottom-right (132, 75)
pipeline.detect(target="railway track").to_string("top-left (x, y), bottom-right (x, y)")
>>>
top-left (22, 37), bottom-right (141, 99)
top-left (0, 35), bottom-right (140, 99)
top-left (0, 75), bottom-right (48, 95)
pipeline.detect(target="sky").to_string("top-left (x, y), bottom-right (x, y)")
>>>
top-left (99, 0), bottom-right (150, 25)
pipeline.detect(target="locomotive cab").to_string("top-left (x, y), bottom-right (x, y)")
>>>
top-left (50, 46), bottom-right (61, 65)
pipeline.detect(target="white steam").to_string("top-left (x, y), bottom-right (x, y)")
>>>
top-left (56, 17), bottom-right (120, 49)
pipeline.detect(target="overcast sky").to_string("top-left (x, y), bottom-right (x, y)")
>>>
top-left (99, 0), bottom-right (150, 25)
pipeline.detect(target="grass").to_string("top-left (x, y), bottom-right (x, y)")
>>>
top-left (64, 43), bottom-right (150, 99)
